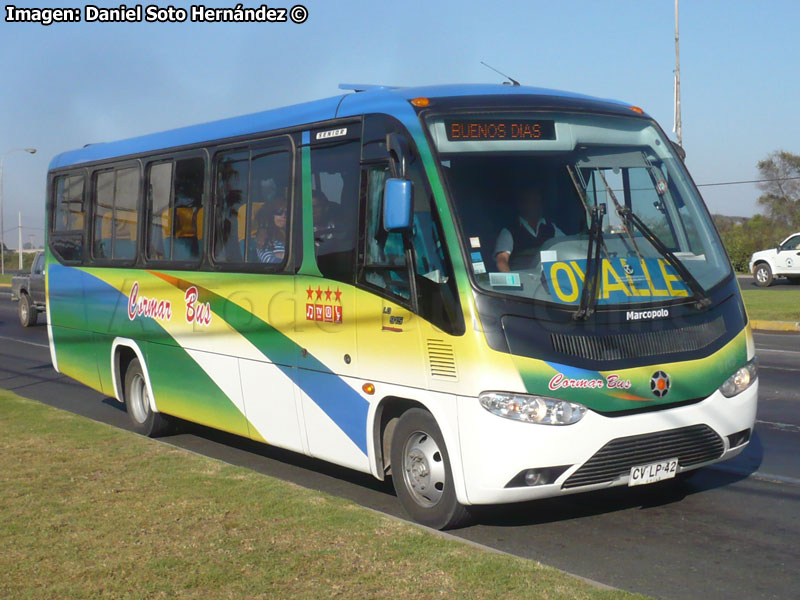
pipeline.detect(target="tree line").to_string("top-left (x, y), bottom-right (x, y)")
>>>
top-left (714, 151), bottom-right (800, 272)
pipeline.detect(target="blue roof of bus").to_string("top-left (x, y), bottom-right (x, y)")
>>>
top-left (49, 84), bottom-right (636, 170)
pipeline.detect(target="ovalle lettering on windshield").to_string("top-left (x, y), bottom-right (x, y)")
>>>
top-left (542, 257), bottom-right (689, 304)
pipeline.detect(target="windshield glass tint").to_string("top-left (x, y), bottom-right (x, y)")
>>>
top-left (428, 112), bottom-right (731, 307)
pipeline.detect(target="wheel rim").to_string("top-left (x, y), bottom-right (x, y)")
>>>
top-left (402, 431), bottom-right (446, 508)
top-left (756, 267), bottom-right (768, 283)
top-left (128, 373), bottom-right (150, 424)
top-left (20, 301), bottom-right (28, 322)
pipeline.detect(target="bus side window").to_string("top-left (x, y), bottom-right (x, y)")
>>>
top-left (213, 143), bottom-right (291, 267)
top-left (213, 150), bottom-right (249, 264)
top-left (49, 173), bottom-right (86, 263)
top-left (146, 162), bottom-right (172, 260)
top-left (91, 166), bottom-right (139, 261)
top-left (113, 168), bottom-right (139, 260)
top-left (359, 162), bottom-right (464, 335)
top-left (146, 157), bottom-right (205, 263)
top-left (53, 174), bottom-right (85, 232)
top-left (309, 136), bottom-right (361, 285)
top-left (361, 166), bottom-right (411, 299)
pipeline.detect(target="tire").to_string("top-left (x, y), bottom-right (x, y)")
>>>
top-left (754, 263), bottom-right (773, 287)
top-left (389, 408), bottom-right (471, 530)
top-left (124, 358), bottom-right (172, 437)
top-left (18, 293), bottom-right (38, 327)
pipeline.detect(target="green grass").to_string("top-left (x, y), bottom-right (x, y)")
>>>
top-left (741, 289), bottom-right (800, 322)
top-left (0, 273), bottom-right (11, 285)
top-left (0, 391), bottom-right (648, 600)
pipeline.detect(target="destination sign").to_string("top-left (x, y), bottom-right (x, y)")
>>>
top-left (445, 119), bottom-right (556, 141)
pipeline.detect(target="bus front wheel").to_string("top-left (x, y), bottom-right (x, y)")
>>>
top-left (389, 408), bottom-right (471, 530)
top-left (124, 358), bottom-right (172, 437)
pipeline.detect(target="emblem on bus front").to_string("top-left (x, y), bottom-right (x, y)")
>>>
top-left (650, 371), bottom-right (670, 397)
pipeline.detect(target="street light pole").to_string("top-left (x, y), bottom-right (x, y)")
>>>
top-left (674, 0), bottom-right (682, 147)
top-left (0, 147), bottom-right (37, 275)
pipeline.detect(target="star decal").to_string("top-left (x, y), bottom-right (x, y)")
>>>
top-left (306, 286), bottom-right (314, 300)
top-left (325, 286), bottom-right (332, 301)
top-left (315, 286), bottom-right (323, 300)
top-left (334, 287), bottom-right (342, 303)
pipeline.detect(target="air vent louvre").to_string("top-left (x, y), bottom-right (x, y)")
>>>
top-left (427, 339), bottom-right (458, 380)
top-left (550, 316), bottom-right (726, 362)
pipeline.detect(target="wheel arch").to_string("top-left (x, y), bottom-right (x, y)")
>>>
top-left (110, 338), bottom-right (158, 413)
top-left (752, 258), bottom-right (773, 272)
top-left (368, 392), bottom-right (468, 505)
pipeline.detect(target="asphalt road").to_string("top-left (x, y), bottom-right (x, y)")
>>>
top-left (737, 274), bottom-right (800, 291)
top-left (1, 294), bottom-right (798, 600)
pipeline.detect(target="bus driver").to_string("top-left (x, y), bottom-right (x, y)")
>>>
top-left (494, 186), bottom-right (564, 272)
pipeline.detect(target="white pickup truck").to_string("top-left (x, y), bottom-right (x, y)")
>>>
top-left (749, 232), bottom-right (800, 287)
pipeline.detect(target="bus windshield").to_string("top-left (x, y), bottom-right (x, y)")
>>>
top-left (427, 112), bottom-right (731, 309)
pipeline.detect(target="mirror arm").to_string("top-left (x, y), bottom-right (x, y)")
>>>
top-left (404, 245), bottom-right (420, 314)
top-left (386, 133), bottom-right (410, 178)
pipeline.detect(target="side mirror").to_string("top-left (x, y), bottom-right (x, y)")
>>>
top-left (383, 178), bottom-right (413, 231)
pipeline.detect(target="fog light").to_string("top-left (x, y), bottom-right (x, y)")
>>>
top-left (727, 429), bottom-right (751, 448)
top-left (504, 465), bottom-right (572, 488)
top-left (524, 470), bottom-right (544, 486)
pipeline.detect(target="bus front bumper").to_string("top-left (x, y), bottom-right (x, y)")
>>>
top-left (456, 381), bottom-right (758, 505)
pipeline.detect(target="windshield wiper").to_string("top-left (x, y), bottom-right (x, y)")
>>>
top-left (567, 166), bottom-right (605, 320)
top-left (568, 166), bottom-right (604, 319)
top-left (573, 202), bottom-right (606, 320)
top-left (617, 207), bottom-right (712, 309)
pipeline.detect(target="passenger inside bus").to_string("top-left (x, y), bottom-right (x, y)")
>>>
top-left (252, 204), bottom-right (286, 264)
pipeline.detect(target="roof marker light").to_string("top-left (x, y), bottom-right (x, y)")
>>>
top-left (410, 97), bottom-right (430, 107)
top-left (629, 106), bottom-right (644, 114)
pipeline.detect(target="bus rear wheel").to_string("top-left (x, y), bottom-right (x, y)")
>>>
top-left (124, 358), bottom-right (172, 437)
top-left (389, 408), bottom-right (471, 530)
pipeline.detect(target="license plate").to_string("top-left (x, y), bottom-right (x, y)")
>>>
top-left (628, 458), bottom-right (679, 486)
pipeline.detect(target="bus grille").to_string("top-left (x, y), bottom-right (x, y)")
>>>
top-left (562, 425), bottom-right (724, 489)
top-left (550, 316), bottom-right (726, 362)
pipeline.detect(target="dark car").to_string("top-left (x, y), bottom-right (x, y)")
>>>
top-left (11, 252), bottom-right (46, 326)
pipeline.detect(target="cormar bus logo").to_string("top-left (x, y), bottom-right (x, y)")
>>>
top-left (127, 281), bottom-right (211, 326)
top-left (626, 308), bottom-right (669, 321)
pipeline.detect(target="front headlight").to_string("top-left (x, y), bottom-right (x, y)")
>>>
top-left (478, 391), bottom-right (587, 425)
top-left (719, 357), bottom-right (758, 398)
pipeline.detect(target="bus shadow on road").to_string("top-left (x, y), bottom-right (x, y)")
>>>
top-left (470, 432), bottom-right (764, 528)
top-left (164, 420), bottom-right (398, 498)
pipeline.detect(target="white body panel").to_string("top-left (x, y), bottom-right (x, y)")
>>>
top-left (239, 358), bottom-right (305, 454)
top-left (456, 382), bottom-right (758, 505)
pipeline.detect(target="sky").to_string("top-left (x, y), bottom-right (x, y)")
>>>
top-left (1, 0), bottom-right (798, 248)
